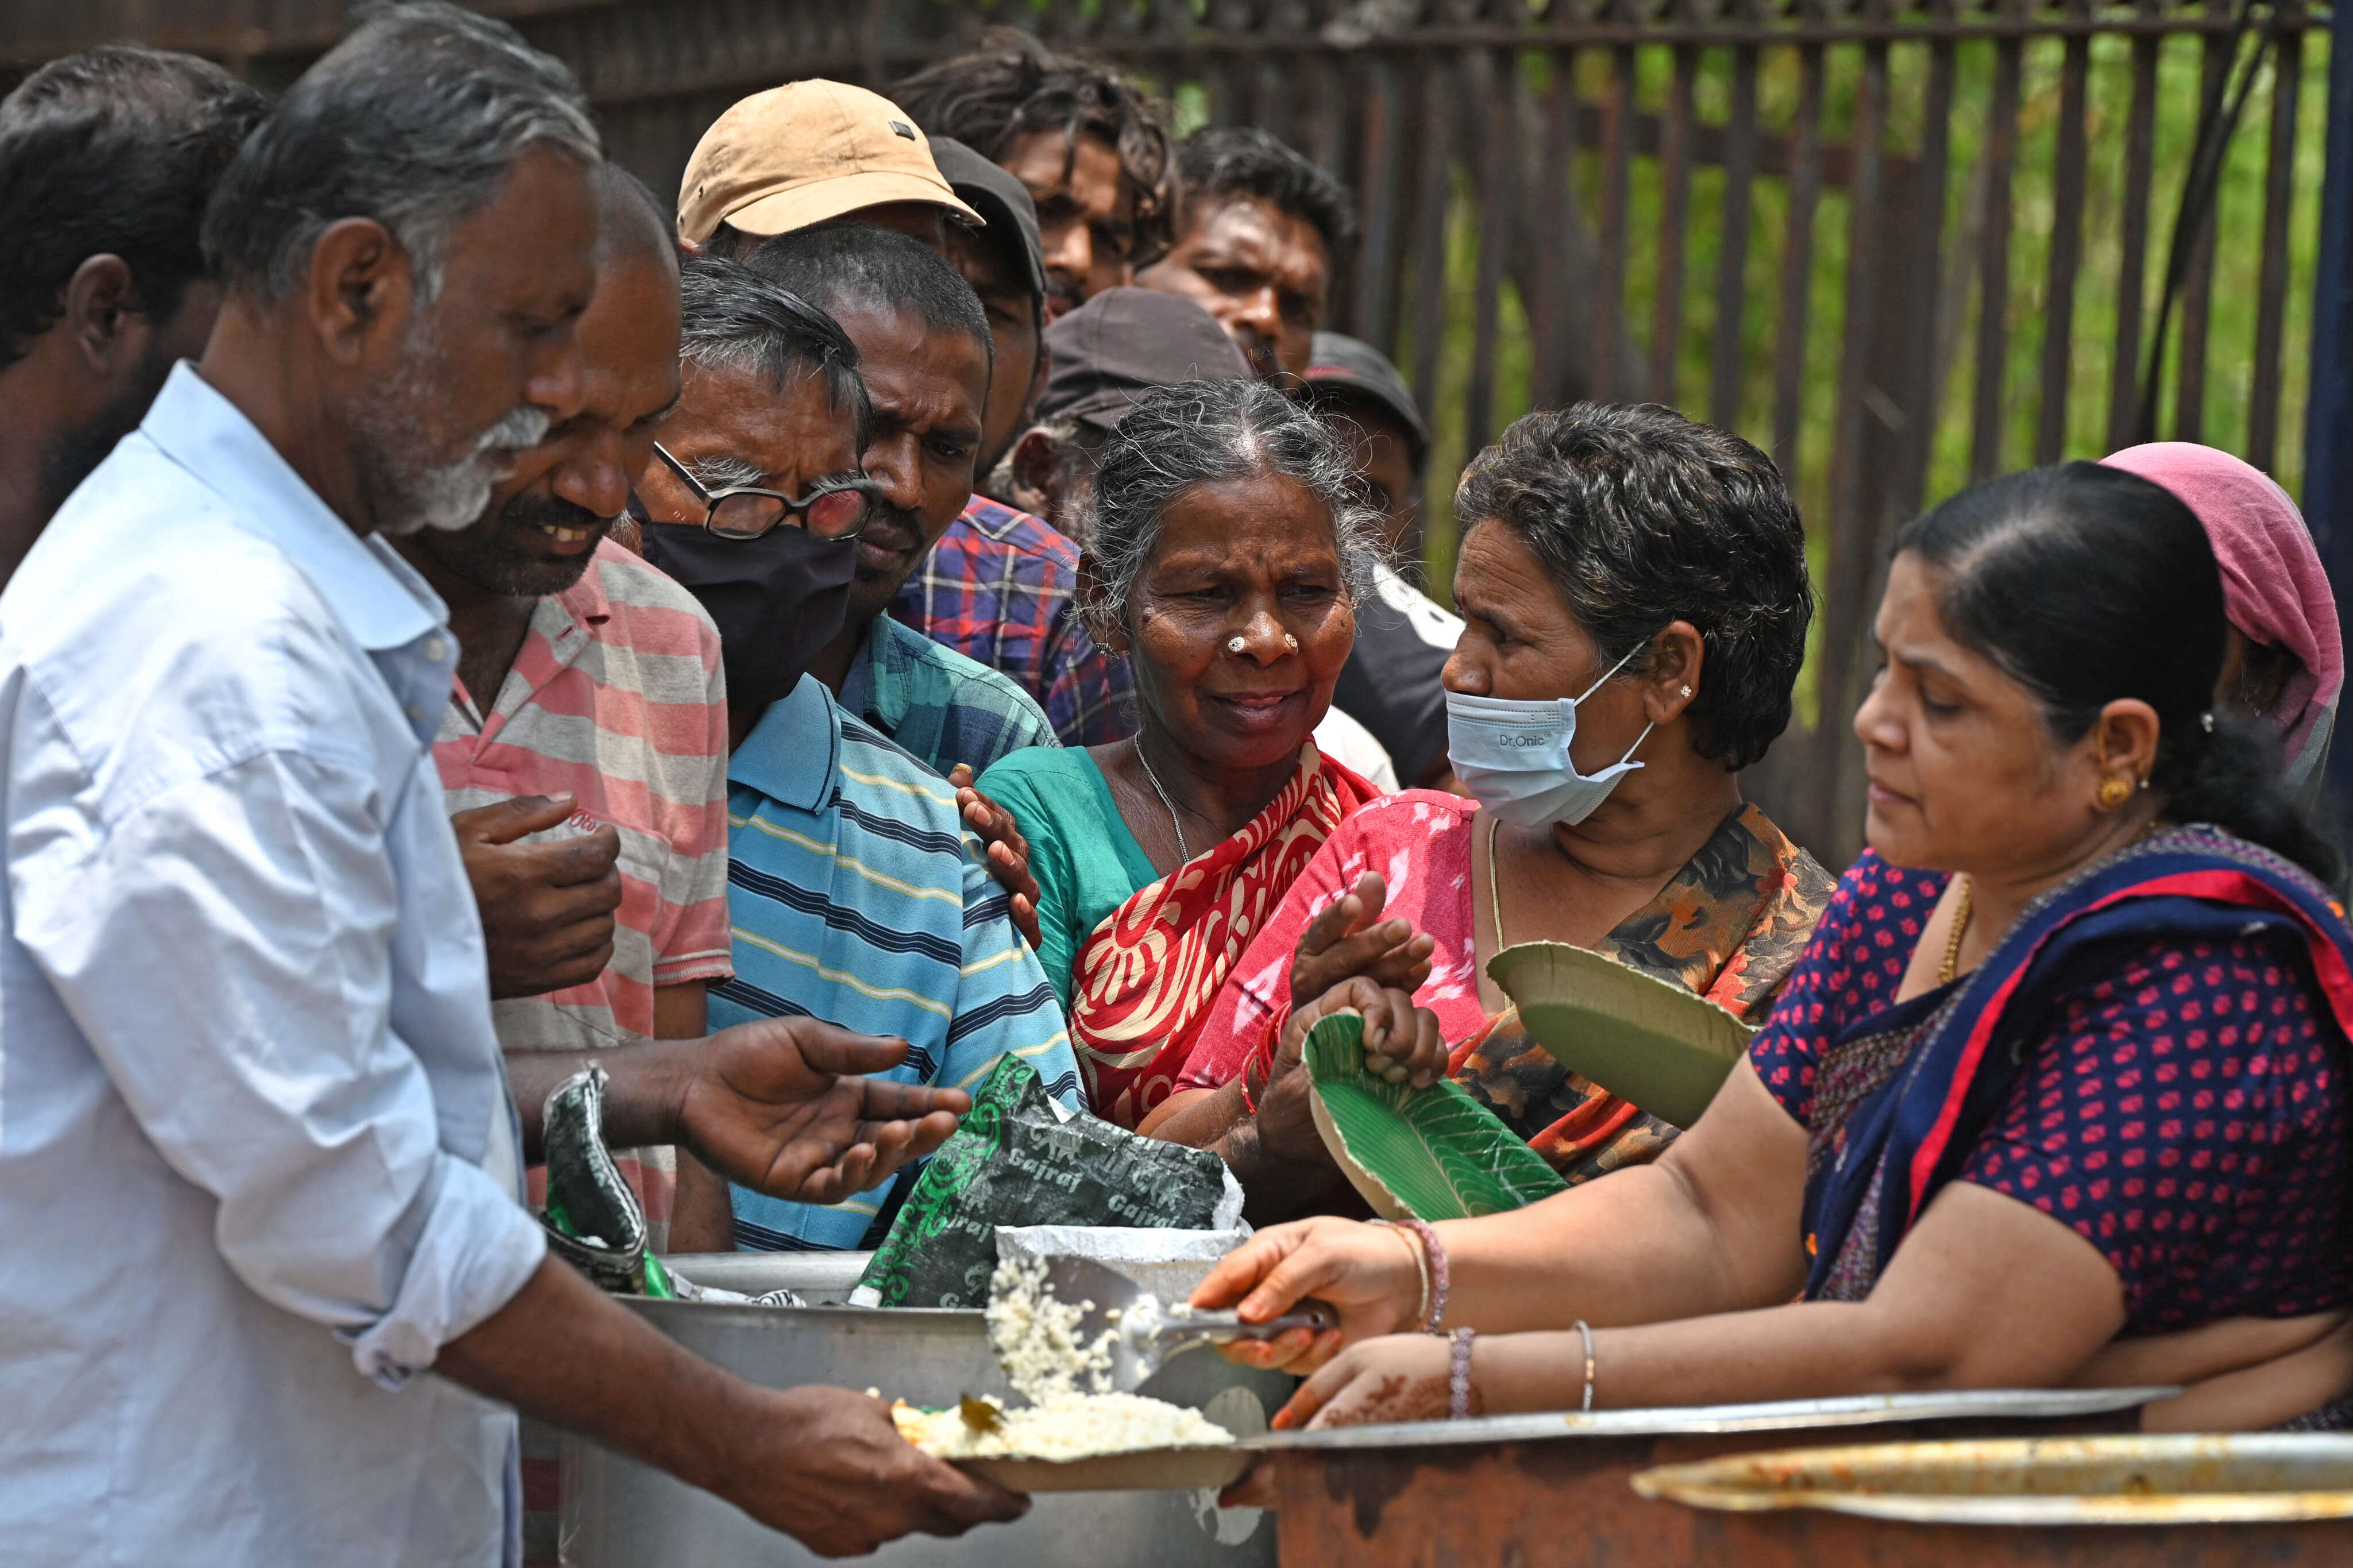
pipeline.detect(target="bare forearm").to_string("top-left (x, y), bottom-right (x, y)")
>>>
top-left (1139, 1083), bottom-right (1244, 1148)
top-left (1479, 1279), bottom-right (2116, 1414)
top-left (1214, 1118), bottom-right (1360, 1226)
top-left (1438, 1163), bottom-right (1792, 1334)
top-left (438, 1256), bottom-right (763, 1496)
top-left (507, 1042), bottom-right (692, 1163)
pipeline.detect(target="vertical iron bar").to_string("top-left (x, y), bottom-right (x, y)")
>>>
top-left (1465, 46), bottom-right (1519, 458)
top-left (1893, 36), bottom-right (1958, 522)
top-left (1651, 43), bottom-right (1699, 404)
top-left (1771, 44), bottom-right (1827, 480)
top-left (1970, 37), bottom-right (2023, 479)
top-left (1351, 53), bottom-right (1406, 349)
top-left (2175, 23), bottom-right (2231, 442)
top-left (1533, 45), bottom-right (1585, 409)
top-left (2035, 32), bottom-right (2092, 464)
top-left (2107, 32), bottom-right (2163, 450)
top-left (2248, 8), bottom-right (2305, 470)
top-left (1711, 46), bottom-right (1760, 433)
top-left (1811, 40), bottom-right (1891, 823)
top-left (1595, 43), bottom-right (1637, 402)
top-left (1405, 57), bottom-right (1455, 428)
top-left (2304, 0), bottom-right (2353, 830)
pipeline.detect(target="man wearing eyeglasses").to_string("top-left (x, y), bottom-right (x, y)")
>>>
top-left (634, 253), bottom-right (1081, 1251)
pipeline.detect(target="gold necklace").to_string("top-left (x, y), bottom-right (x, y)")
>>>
top-left (1938, 875), bottom-right (1974, 986)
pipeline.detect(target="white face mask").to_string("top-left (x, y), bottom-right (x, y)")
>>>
top-left (1445, 642), bottom-right (1654, 829)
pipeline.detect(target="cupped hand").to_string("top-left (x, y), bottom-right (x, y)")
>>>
top-left (723, 1385), bottom-right (1027, 1556)
top-left (1289, 872), bottom-right (1435, 1012)
top-left (1187, 1215), bottom-right (1426, 1374)
top-left (1274, 1334), bottom-right (1464, 1430)
top-left (452, 795), bottom-right (623, 1000)
top-left (951, 764), bottom-right (1041, 951)
top-left (1256, 976), bottom-right (1449, 1165)
top-left (680, 1018), bottom-right (969, 1204)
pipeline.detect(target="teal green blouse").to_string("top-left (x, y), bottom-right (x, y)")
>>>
top-left (977, 746), bottom-right (1162, 1012)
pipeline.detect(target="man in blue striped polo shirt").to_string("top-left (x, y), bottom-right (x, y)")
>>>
top-left (634, 254), bottom-right (1079, 1252)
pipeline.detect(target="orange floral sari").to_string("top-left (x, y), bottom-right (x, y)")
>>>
top-left (1070, 743), bottom-right (1379, 1127)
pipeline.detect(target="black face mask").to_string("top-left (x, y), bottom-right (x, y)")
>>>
top-left (635, 508), bottom-right (858, 712)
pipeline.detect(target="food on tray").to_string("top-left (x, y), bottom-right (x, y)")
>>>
top-left (888, 1252), bottom-right (1236, 1461)
top-left (892, 1392), bottom-right (1234, 1460)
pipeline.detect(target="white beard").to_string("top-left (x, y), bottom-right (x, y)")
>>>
top-left (353, 317), bottom-right (553, 537)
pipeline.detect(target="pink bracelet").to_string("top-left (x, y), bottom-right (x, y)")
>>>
top-left (1393, 1216), bottom-right (1450, 1332)
top-left (1449, 1327), bottom-right (1478, 1419)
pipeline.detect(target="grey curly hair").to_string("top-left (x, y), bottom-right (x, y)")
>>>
top-left (1077, 378), bottom-right (1385, 635)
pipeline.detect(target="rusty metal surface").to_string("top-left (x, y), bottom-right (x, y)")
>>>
top-left (1632, 1432), bottom-right (2353, 1524)
top-left (1267, 1425), bottom-right (2353, 1568)
top-left (1249, 1387), bottom-right (2175, 1450)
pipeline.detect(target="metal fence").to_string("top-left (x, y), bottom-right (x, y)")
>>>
top-left (2, 0), bottom-right (2335, 862)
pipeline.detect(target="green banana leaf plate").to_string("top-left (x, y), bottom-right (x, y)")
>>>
top-left (1302, 1011), bottom-right (1568, 1222)
top-left (1486, 941), bottom-right (1758, 1130)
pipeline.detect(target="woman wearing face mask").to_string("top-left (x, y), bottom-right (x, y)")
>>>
top-left (1190, 461), bottom-right (2353, 1436)
top-left (1143, 404), bottom-right (1833, 1220)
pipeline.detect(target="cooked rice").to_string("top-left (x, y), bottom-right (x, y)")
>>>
top-left (895, 1253), bottom-right (1236, 1460)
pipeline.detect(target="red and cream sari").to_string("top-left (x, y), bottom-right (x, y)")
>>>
top-left (1069, 743), bottom-right (1379, 1128)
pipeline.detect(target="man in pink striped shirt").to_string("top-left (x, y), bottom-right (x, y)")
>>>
top-left (396, 166), bottom-right (732, 1254)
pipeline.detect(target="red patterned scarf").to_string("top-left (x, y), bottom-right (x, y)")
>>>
top-left (1070, 743), bottom-right (1378, 1128)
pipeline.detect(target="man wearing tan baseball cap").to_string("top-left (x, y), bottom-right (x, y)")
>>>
top-left (678, 79), bottom-right (982, 257)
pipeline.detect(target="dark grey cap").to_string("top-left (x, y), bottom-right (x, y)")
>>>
top-left (927, 136), bottom-right (1047, 306)
top-left (1036, 287), bottom-right (1253, 434)
top-left (1305, 330), bottom-right (1430, 471)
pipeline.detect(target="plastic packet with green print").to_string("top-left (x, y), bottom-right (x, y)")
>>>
top-left (850, 1056), bottom-right (1243, 1308)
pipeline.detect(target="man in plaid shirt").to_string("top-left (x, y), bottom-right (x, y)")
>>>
top-left (893, 140), bottom-right (1135, 747)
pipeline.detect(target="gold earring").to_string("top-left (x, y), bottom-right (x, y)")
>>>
top-left (2096, 775), bottom-right (2135, 812)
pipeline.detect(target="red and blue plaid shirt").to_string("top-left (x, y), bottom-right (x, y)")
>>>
top-left (892, 495), bottom-right (1136, 747)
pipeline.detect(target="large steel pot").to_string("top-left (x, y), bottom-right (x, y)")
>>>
top-left (553, 1253), bottom-right (1291, 1567)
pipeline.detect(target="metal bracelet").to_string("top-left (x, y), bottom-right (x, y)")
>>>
top-left (1394, 1216), bottom-right (1450, 1332)
top-left (1449, 1326), bottom-right (1477, 1420)
top-left (1575, 1318), bottom-right (1596, 1413)
top-left (1369, 1219), bottom-right (1432, 1331)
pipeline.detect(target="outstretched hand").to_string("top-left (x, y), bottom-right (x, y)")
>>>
top-left (951, 763), bottom-right (1041, 951)
top-left (678, 1018), bottom-right (969, 1204)
top-left (1290, 872), bottom-right (1435, 1011)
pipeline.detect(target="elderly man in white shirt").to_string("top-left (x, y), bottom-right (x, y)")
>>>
top-left (0, 7), bottom-right (1021, 1566)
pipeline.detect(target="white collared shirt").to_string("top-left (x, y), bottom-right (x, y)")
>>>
top-left (0, 364), bottom-right (546, 1567)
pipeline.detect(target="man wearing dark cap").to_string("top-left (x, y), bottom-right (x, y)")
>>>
top-left (889, 138), bottom-right (1135, 749)
top-left (1303, 331), bottom-right (1464, 791)
top-left (1139, 126), bottom-right (1354, 381)
top-left (1001, 285), bottom-right (1257, 535)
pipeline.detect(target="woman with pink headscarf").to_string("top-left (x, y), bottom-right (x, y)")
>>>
top-left (2103, 443), bottom-right (2344, 805)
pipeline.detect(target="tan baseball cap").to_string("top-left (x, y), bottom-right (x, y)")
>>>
top-left (676, 79), bottom-right (983, 244)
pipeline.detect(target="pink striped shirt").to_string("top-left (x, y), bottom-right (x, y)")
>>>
top-left (432, 540), bottom-right (732, 1243)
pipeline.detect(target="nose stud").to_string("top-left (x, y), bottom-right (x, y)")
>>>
top-left (1226, 636), bottom-right (1247, 655)
top-left (1284, 634), bottom-right (1300, 651)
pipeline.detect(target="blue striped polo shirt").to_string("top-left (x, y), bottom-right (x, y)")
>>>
top-left (713, 674), bottom-right (1081, 1250)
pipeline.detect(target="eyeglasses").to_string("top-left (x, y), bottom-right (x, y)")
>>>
top-left (650, 442), bottom-right (882, 542)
